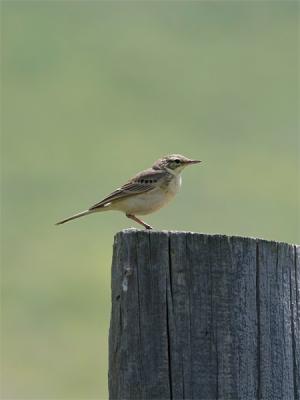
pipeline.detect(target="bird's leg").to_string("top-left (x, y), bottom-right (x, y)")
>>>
top-left (126, 214), bottom-right (153, 230)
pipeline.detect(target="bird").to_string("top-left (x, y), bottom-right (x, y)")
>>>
top-left (56, 154), bottom-right (201, 229)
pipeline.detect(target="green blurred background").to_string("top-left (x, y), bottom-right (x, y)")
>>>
top-left (1, 1), bottom-right (298, 398)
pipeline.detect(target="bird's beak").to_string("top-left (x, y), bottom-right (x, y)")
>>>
top-left (186, 159), bottom-right (202, 164)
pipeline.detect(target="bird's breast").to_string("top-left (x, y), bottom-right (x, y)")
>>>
top-left (163, 174), bottom-right (182, 196)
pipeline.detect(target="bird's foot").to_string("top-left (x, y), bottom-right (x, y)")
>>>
top-left (144, 224), bottom-right (153, 230)
top-left (126, 214), bottom-right (153, 230)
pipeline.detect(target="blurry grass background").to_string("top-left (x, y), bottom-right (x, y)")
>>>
top-left (1, 1), bottom-right (299, 399)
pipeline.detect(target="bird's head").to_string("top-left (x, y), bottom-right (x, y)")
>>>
top-left (153, 154), bottom-right (201, 175)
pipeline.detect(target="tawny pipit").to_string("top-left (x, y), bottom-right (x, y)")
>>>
top-left (56, 154), bottom-right (201, 229)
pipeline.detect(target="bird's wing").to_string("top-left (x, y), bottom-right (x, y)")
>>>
top-left (89, 169), bottom-right (166, 210)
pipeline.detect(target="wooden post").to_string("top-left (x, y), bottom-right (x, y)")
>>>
top-left (109, 230), bottom-right (300, 400)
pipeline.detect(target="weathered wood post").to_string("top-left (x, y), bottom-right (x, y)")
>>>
top-left (109, 229), bottom-right (299, 400)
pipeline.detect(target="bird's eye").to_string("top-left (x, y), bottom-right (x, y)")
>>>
top-left (175, 159), bottom-right (180, 164)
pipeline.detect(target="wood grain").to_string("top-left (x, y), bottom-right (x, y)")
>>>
top-left (109, 230), bottom-right (299, 400)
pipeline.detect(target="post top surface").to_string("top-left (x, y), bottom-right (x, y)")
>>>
top-left (114, 228), bottom-right (299, 248)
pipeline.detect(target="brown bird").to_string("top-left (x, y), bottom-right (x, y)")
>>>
top-left (56, 154), bottom-right (201, 229)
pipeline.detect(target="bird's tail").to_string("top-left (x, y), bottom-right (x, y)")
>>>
top-left (55, 209), bottom-right (95, 225)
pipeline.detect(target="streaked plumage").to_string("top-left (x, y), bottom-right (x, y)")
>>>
top-left (56, 154), bottom-right (201, 229)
